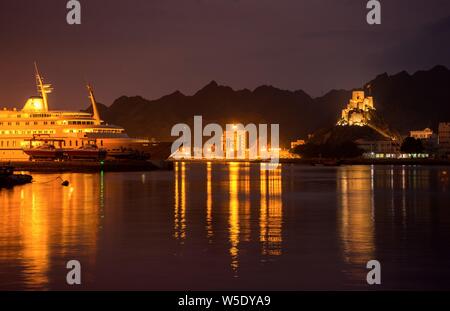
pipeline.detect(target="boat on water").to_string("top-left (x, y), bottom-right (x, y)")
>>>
top-left (63, 143), bottom-right (107, 161)
top-left (23, 143), bottom-right (63, 161)
top-left (0, 64), bottom-right (151, 161)
top-left (0, 165), bottom-right (32, 188)
top-left (24, 140), bottom-right (107, 161)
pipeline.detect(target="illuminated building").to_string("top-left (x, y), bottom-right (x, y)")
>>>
top-left (334, 90), bottom-right (403, 157)
top-left (290, 139), bottom-right (305, 149)
top-left (438, 122), bottom-right (450, 157)
top-left (356, 138), bottom-right (400, 158)
top-left (409, 128), bottom-right (438, 155)
top-left (172, 123), bottom-right (279, 160)
top-left (410, 128), bottom-right (433, 140)
top-left (222, 126), bottom-right (248, 159)
top-left (337, 91), bottom-right (375, 127)
top-left (0, 65), bottom-right (149, 160)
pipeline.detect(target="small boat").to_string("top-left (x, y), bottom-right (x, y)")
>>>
top-left (0, 165), bottom-right (33, 188)
top-left (63, 144), bottom-right (107, 160)
top-left (23, 144), bottom-right (64, 161)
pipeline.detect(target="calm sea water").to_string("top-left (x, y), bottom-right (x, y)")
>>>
top-left (1, 163), bottom-right (450, 290)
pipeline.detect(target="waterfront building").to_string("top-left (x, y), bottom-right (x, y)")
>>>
top-left (409, 128), bottom-right (438, 155)
top-left (290, 139), bottom-right (305, 150)
top-left (222, 127), bottom-right (248, 159)
top-left (410, 128), bottom-right (434, 140)
top-left (356, 138), bottom-right (401, 158)
top-left (172, 124), bottom-right (280, 160)
top-left (438, 122), bottom-right (450, 157)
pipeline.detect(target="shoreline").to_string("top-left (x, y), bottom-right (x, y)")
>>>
top-left (171, 158), bottom-right (450, 166)
top-left (3, 158), bottom-right (450, 174)
top-left (280, 158), bottom-right (450, 166)
top-left (3, 160), bottom-right (173, 173)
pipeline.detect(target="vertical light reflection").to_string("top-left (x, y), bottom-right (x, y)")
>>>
top-left (260, 163), bottom-right (283, 256)
top-left (371, 165), bottom-right (375, 221)
top-left (174, 162), bottom-right (179, 239)
top-left (60, 174), bottom-right (100, 269)
top-left (388, 166), bottom-right (395, 220)
top-left (0, 173), bottom-right (100, 289)
top-left (402, 167), bottom-right (408, 227)
top-left (260, 164), bottom-right (268, 254)
top-left (99, 171), bottom-right (105, 223)
top-left (206, 162), bottom-right (213, 241)
top-left (228, 162), bottom-right (240, 272)
top-left (22, 193), bottom-right (49, 288)
top-left (240, 164), bottom-right (251, 242)
top-left (338, 166), bottom-right (375, 281)
top-left (174, 162), bottom-right (187, 241)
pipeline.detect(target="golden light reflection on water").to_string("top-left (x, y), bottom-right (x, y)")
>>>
top-left (227, 163), bottom-right (283, 272)
top-left (206, 162), bottom-right (213, 241)
top-left (228, 162), bottom-right (240, 272)
top-left (240, 164), bottom-right (251, 242)
top-left (0, 173), bottom-right (102, 289)
top-left (173, 162), bottom-right (283, 273)
top-left (174, 162), bottom-right (187, 241)
top-left (338, 166), bottom-right (375, 280)
top-left (260, 164), bottom-right (283, 256)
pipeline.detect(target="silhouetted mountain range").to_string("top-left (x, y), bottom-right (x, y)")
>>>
top-left (86, 65), bottom-right (450, 147)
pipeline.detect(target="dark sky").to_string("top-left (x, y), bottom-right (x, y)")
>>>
top-left (1, 0), bottom-right (450, 110)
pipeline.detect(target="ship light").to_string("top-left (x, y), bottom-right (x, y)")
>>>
top-left (23, 97), bottom-right (44, 111)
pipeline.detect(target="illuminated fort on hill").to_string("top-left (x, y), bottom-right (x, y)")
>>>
top-left (337, 91), bottom-right (375, 127)
top-left (336, 90), bottom-right (400, 143)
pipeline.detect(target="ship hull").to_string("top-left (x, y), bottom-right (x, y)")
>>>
top-left (63, 149), bottom-right (107, 161)
top-left (23, 149), bottom-right (64, 160)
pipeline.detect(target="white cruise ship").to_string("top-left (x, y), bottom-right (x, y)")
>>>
top-left (0, 65), bottom-right (150, 161)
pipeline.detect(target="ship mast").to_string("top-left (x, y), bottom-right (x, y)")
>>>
top-left (87, 83), bottom-right (101, 124)
top-left (34, 62), bottom-right (52, 112)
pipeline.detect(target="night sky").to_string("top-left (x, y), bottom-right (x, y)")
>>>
top-left (1, 0), bottom-right (450, 110)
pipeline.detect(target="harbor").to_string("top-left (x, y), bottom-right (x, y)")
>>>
top-left (1, 163), bottom-right (450, 290)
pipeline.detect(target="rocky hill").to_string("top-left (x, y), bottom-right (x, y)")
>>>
top-left (85, 65), bottom-right (450, 147)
